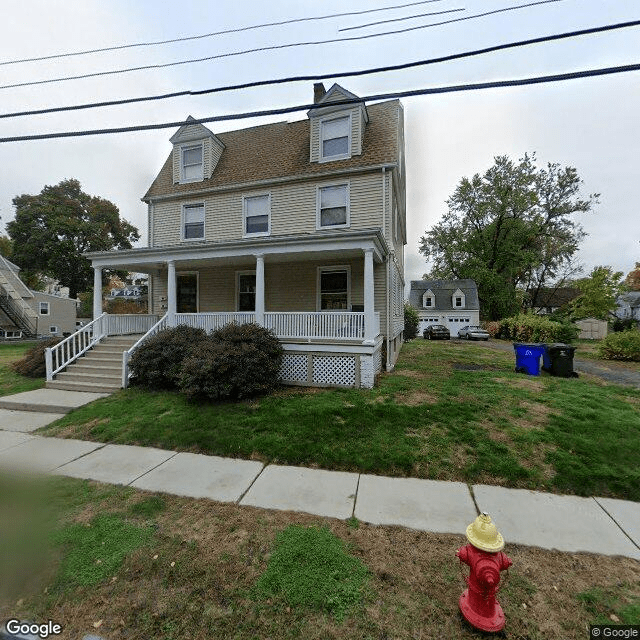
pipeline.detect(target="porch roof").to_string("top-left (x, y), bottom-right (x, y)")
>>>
top-left (85, 228), bottom-right (389, 272)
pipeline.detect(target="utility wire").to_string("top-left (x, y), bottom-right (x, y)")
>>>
top-left (0, 0), bottom-right (446, 66)
top-left (2, 63), bottom-right (638, 144)
top-left (2, 19), bottom-right (638, 120)
top-left (0, 1), bottom-right (564, 91)
top-left (340, 0), bottom-right (563, 31)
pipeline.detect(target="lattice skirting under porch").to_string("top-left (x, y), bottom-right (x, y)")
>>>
top-left (279, 347), bottom-right (381, 389)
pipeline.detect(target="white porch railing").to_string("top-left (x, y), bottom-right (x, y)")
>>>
top-left (265, 311), bottom-right (378, 340)
top-left (105, 314), bottom-right (160, 336)
top-left (174, 312), bottom-right (256, 332)
top-left (122, 314), bottom-right (169, 388)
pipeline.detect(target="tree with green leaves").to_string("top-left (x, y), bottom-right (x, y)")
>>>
top-left (419, 154), bottom-right (596, 320)
top-left (7, 179), bottom-right (139, 299)
top-left (0, 235), bottom-right (12, 259)
top-left (569, 266), bottom-right (625, 320)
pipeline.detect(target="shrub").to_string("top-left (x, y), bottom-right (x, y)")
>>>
top-left (497, 314), bottom-right (579, 343)
top-left (612, 317), bottom-right (639, 333)
top-left (129, 325), bottom-right (207, 389)
top-left (403, 303), bottom-right (419, 340)
top-left (178, 323), bottom-right (283, 401)
top-left (598, 330), bottom-right (640, 362)
top-left (483, 321), bottom-right (501, 338)
top-left (10, 338), bottom-right (62, 378)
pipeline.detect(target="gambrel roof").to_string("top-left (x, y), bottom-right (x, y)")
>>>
top-left (408, 279), bottom-right (480, 311)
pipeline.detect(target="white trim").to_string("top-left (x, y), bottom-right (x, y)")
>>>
top-left (452, 288), bottom-right (466, 309)
top-left (180, 142), bottom-right (204, 183)
top-left (316, 265), bottom-right (351, 312)
top-left (236, 270), bottom-right (257, 312)
top-left (181, 202), bottom-right (206, 241)
top-left (319, 113), bottom-right (352, 162)
top-left (39, 301), bottom-right (50, 315)
top-left (49, 325), bottom-right (60, 334)
top-left (176, 271), bottom-right (199, 313)
top-left (316, 181), bottom-right (350, 230)
top-left (242, 193), bottom-right (271, 238)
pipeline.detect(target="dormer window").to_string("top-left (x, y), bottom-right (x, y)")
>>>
top-left (422, 290), bottom-right (435, 309)
top-left (452, 288), bottom-right (466, 309)
top-left (320, 116), bottom-right (350, 161)
top-left (181, 144), bottom-right (203, 182)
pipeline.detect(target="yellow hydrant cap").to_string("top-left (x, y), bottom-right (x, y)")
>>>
top-left (465, 513), bottom-right (505, 552)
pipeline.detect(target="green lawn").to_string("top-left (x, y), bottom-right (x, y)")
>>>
top-left (38, 339), bottom-right (640, 501)
top-left (0, 342), bottom-right (45, 396)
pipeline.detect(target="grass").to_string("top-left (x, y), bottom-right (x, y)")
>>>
top-left (0, 342), bottom-right (46, 396)
top-left (38, 339), bottom-right (640, 500)
top-left (2, 472), bottom-right (638, 640)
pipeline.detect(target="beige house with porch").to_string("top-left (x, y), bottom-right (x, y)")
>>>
top-left (46, 83), bottom-right (406, 391)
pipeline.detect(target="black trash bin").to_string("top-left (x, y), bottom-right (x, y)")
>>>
top-left (542, 343), bottom-right (578, 378)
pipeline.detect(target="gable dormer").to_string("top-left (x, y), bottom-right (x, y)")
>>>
top-left (452, 288), bottom-right (466, 309)
top-left (308, 83), bottom-right (368, 163)
top-left (170, 117), bottom-right (225, 184)
top-left (422, 289), bottom-right (435, 309)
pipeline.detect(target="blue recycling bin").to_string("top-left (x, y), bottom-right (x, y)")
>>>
top-left (513, 343), bottom-right (545, 376)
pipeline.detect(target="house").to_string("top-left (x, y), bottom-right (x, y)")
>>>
top-left (408, 279), bottom-right (480, 334)
top-left (0, 255), bottom-right (77, 338)
top-left (527, 287), bottom-right (580, 315)
top-left (615, 291), bottom-right (640, 323)
top-left (48, 83), bottom-right (407, 391)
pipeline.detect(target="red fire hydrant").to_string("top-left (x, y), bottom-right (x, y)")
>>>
top-left (456, 512), bottom-right (512, 632)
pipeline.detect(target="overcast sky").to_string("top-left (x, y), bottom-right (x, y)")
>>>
top-left (1, 0), bottom-right (638, 290)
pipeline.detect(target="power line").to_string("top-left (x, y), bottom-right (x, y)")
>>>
top-left (339, 0), bottom-right (564, 32)
top-left (0, 0), bottom-right (446, 66)
top-left (1, 63), bottom-right (638, 144)
top-left (0, 1), bottom-right (566, 91)
top-left (2, 19), bottom-right (638, 120)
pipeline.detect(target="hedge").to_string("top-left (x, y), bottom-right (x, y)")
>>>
top-left (494, 314), bottom-right (579, 343)
top-left (597, 330), bottom-right (640, 362)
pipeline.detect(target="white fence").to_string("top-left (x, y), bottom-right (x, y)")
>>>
top-left (106, 314), bottom-right (160, 336)
top-left (174, 312), bottom-right (256, 333)
top-left (265, 312), bottom-right (375, 340)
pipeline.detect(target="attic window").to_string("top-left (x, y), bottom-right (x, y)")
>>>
top-left (320, 116), bottom-right (350, 161)
top-left (455, 297), bottom-right (462, 307)
top-left (422, 290), bottom-right (435, 309)
top-left (181, 144), bottom-right (203, 182)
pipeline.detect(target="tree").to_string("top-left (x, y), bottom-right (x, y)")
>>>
top-left (7, 179), bottom-right (139, 299)
top-left (0, 235), bottom-right (12, 259)
top-left (419, 154), bottom-right (596, 320)
top-left (625, 262), bottom-right (640, 291)
top-left (403, 302), bottom-right (419, 340)
top-left (569, 266), bottom-right (624, 320)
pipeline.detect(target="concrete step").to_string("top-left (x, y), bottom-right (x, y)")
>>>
top-left (90, 345), bottom-right (129, 354)
top-left (68, 364), bottom-right (122, 375)
top-left (46, 380), bottom-right (121, 393)
top-left (56, 371), bottom-right (121, 386)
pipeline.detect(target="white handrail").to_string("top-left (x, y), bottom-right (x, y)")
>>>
top-left (46, 313), bottom-right (107, 381)
top-left (122, 314), bottom-right (169, 388)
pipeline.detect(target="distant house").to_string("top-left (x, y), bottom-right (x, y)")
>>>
top-left (615, 291), bottom-right (640, 323)
top-left (0, 255), bottom-right (77, 338)
top-left (106, 284), bottom-right (148, 306)
top-left (408, 279), bottom-right (480, 334)
top-left (528, 287), bottom-right (580, 315)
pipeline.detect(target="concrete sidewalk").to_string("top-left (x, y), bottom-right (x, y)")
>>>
top-left (0, 426), bottom-right (639, 560)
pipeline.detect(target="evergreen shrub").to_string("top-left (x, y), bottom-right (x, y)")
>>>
top-left (598, 330), bottom-right (640, 362)
top-left (497, 314), bottom-right (579, 343)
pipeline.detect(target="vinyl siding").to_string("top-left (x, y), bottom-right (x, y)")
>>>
top-left (309, 107), bottom-right (364, 163)
top-left (151, 172), bottom-right (384, 247)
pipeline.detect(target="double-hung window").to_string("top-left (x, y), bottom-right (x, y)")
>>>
top-left (318, 268), bottom-right (350, 311)
top-left (181, 144), bottom-right (203, 182)
top-left (320, 116), bottom-right (350, 161)
top-left (39, 302), bottom-right (50, 315)
top-left (318, 184), bottom-right (349, 228)
top-left (183, 203), bottom-right (205, 240)
top-left (243, 194), bottom-right (270, 237)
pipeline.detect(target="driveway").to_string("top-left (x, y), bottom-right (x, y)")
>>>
top-left (452, 338), bottom-right (640, 389)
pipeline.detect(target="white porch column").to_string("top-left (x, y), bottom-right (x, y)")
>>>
top-left (364, 248), bottom-right (375, 343)
top-left (167, 260), bottom-right (177, 325)
top-left (93, 267), bottom-right (102, 320)
top-left (255, 253), bottom-right (265, 326)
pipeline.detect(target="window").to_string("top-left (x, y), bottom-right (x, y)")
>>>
top-left (39, 302), bottom-right (49, 315)
top-left (49, 326), bottom-right (59, 334)
top-left (422, 290), bottom-right (435, 309)
top-left (320, 115), bottom-right (350, 161)
top-left (181, 144), bottom-right (203, 182)
top-left (237, 272), bottom-right (256, 312)
top-left (318, 268), bottom-right (350, 310)
top-left (318, 184), bottom-right (349, 228)
top-left (243, 195), bottom-right (270, 236)
top-left (455, 297), bottom-right (462, 307)
top-left (183, 204), bottom-right (205, 240)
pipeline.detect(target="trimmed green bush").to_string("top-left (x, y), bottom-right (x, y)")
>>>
top-left (497, 314), bottom-right (579, 343)
top-left (598, 330), bottom-right (640, 362)
top-left (178, 323), bottom-right (283, 401)
top-left (403, 302), bottom-right (419, 340)
top-left (10, 338), bottom-right (62, 378)
top-left (129, 325), bottom-right (207, 389)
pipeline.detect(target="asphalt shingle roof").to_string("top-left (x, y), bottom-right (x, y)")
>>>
top-left (408, 279), bottom-right (480, 312)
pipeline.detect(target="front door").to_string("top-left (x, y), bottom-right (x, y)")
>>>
top-left (177, 273), bottom-right (198, 313)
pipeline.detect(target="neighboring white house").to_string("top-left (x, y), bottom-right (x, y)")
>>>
top-left (0, 255), bottom-right (77, 338)
top-left (408, 279), bottom-right (480, 334)
top-left (616, 291), bottom-right (640, 323)
top-left (64, 83), bottom-right (406, 390)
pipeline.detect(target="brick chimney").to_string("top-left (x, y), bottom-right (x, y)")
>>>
top-left (313, 83), bottom-right (326, 103)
